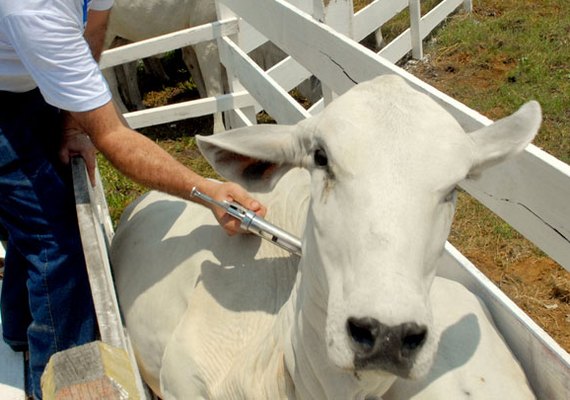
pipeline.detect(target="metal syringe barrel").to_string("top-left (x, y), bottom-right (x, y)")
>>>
top-left (191, 187), bottom-right (302, 256)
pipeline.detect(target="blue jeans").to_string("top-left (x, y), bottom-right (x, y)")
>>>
top-left (0, 89), bottom-right (97, 399)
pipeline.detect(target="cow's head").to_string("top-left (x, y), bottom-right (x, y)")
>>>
top-left (197, 75), bottom-right (540, 381)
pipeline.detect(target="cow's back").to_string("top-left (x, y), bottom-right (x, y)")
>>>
top-left (107, 0), bottom-right (204, 42)
top-left (110, 169), bottom-right (310, 393)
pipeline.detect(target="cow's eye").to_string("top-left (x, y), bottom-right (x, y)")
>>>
top-left (314, 148), bottom-right (328, 167)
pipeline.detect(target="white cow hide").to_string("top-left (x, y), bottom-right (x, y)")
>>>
top-left (103, 0), bottom-right (221, 118)
top-left (110, 75), bottom-right (539, 399)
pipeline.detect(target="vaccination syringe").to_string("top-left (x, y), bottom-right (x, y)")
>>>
top-left (190, 187), bottom-right (302, 256)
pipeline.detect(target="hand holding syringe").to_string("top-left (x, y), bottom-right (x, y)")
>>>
top-left (191, 187), bottom-right (302, 256)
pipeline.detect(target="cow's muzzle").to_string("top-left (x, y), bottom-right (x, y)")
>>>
top-left (347, 316), bottom-right (427, 377)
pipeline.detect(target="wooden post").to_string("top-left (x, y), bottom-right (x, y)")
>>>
top-left (215, 1), bottom-right (257, 129)
top-left (42, 341), bottom-right (138, 400)
top-left (72, 158), bottom-right (125, 349)
top-left (409, 0), bottom-right (423, 59)
top-left (315, 0), bottom-right (354, 105)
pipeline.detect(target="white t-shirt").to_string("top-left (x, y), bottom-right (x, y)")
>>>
top-left (0, 0), bottom-right (114, 112)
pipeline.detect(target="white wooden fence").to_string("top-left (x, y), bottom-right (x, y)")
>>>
top-left (97, 0), bottom-right (474, 127)
top-left (1, 0), bottom-right (569, 398)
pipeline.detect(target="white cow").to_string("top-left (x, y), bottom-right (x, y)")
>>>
top-left (110, 75), bottom-right (539, 399)
top-left (103, 0), bottom-right (225, 130)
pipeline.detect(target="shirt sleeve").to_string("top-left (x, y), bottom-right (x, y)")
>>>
top-left (3, 12), bottom-right (112, 112)
top-left (90, 0), bottom-right (114, 11)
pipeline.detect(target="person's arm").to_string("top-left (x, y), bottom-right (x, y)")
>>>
top-left (71, 100), bottom-right (266, 235)
top-left (84, 9), bottom-right (111, 62)
top-left (59, 9), bottom-right (112, 183)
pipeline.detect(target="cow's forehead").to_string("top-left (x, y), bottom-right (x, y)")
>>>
top-left (316, 76), bottom-right (465, 144)
top-left (309, 76), bottom-right (473, 185)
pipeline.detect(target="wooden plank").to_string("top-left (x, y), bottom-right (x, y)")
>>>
top-left (99, 19), bottom-right (239, 69)
top-left (236, 0), bottom-right (411, 110)
top-left (72, 158), bottom-right (125, 349)
top-left (214, 4), bottom-right (259, 131)
top-left (421, 0), bottom-right (465, 38)
top-left (317, 0), bottom-right (354, 105)
top-left (353, 0), bottom-right (407, 41)
top-left (219, 0), bottom-right (315, 56)
top-left (218, 36), bottom-right (310, 124)
top-left (376, 25), bottom-right (413, 63)
top-left (227, 107), bottom-right (256, 129)
top-left (265, 56), bottom-right (313, 95)
top-left (379, 0), bottom-right (464, 62)
top-left (120, 55), bottom-right (312, 129)
top-left (71, 158), bottom-right (149, 399)
top-left (235, 0), bottom-right (408, 110)
top-left (105, 0), bottom-right (441, 130)
top-left (461, 147), bottom-right (570, 273)
top-left (123, 90), bottom-right (256, 129)
top-left (0, 281), bottom-right (26, 400)
top-left (218, 0), bottom-right (570, 272)
top-left (438, 243), bottom-right (570, 399)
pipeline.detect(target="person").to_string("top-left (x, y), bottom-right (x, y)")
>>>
top-left (0, 1), bottom-right (266, 398)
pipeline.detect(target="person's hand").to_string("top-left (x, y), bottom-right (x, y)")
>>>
top-left (59, 129), bottom-right (97, 186)
top-left (199, 181), bottom-right (267, 236)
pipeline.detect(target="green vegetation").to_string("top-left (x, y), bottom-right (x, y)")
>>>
top-left (418, 0), bottom-right (570, 164)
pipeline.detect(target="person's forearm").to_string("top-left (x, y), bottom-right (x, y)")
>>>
top-left (71, 102), bottom-right (207, 200)
top-left (95, 124), bottom-right (208, 199)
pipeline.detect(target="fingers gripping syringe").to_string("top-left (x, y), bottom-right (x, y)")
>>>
top-left (191, 187), bottom-right (302, 256)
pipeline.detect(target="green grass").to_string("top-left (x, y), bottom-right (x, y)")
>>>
top-left (419, 0), bottom-right (570, 164)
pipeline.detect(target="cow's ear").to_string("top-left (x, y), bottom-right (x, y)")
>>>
top-left (196, 124), bottom-right (300, 192)
top-left (468, 101), bottom-right (541, 178)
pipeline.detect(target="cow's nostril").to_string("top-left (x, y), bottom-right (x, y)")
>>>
top-left (401, 325), bottom-right (427, 354)
top-left (347, 317), bottom-right (379, 353)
